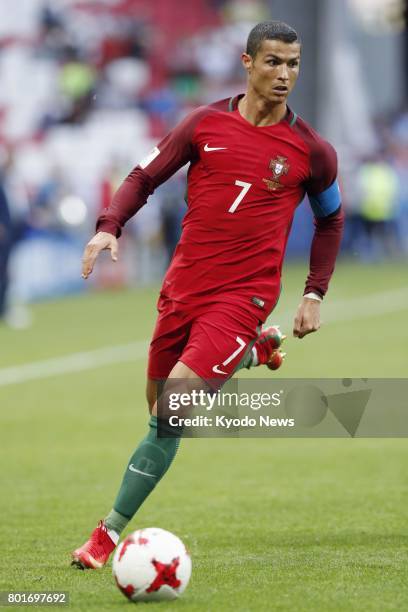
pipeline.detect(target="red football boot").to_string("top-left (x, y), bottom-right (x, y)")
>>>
top-left (251, 325), bottom-right (286, 370)
top-left (71, 521), bottom-right (117, 569)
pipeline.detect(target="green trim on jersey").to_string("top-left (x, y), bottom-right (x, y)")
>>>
top-left (289, 112), bottom-right (298, 127)
top-left (228, 96), bottom-right (234, 112)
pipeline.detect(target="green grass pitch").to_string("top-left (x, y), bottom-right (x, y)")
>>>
top-left (0, 260), bottom-right (407, 611)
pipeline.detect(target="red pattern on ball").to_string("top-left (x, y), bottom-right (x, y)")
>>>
top-left (146, 557), bottom-right (181, 593)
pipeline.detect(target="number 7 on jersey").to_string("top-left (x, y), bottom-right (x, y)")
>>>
top-left (228, 180), bottom-right (252, 213)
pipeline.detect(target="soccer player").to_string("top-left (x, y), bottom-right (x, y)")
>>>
top-left (72, 21), bottom-right (344, 569)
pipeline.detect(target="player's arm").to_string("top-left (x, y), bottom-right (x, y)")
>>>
top-left (82, 109), bottom-right (202, 278)
top-left (293, 140), bottom-right (344, 338)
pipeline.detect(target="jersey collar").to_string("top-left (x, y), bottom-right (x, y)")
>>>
top-left (228, 94), bottom-right (296, 126)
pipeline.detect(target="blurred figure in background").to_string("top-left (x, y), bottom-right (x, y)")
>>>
top-left (357, 154), bottom-right (399, 261)
top-left (388, 108), bottom-right (408, 254)
top-left (58, 47), bottom-right (96, 125)
top-left (0, 147), bottom-right (32, 328)
top-left (0, 172), bottom-right (12, 321)
top-left (158, 177), bottom-right (186, 264)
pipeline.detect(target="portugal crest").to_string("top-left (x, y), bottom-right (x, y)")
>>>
top-left (263, 155), bottom-right (290, 191)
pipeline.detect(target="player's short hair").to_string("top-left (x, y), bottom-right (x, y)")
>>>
top-left (246, 21), bottom-right (300, 57)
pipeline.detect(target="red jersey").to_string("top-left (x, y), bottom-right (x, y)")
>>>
top-left (97, 95), bottom-right (343, 322)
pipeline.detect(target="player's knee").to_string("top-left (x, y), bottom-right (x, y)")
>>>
top-left (146, 380), bottom-right (158, 413)
top-left (147, 395), bottom-right (156, 413)
top-left (157, 378), bottom-right (206, 421)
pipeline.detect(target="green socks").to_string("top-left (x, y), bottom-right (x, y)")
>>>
top-left (104, 509), bottom-right (129, 536)
top-left (241, 346), bottom-right (257, 369)
top-left (104, 415), bottom-right (180, 535)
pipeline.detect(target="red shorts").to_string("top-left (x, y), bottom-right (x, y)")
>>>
top-left (147, 295), bottom-right (261, 388)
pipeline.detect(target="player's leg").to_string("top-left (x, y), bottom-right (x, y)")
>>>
top-left (71, 297), bottom-right (193, 569)
top-left (146, 378), bottom-right (157, 413)
top-left (102, 371), bottom-right (195, 539)
top-left (98, 378), bottom-right (162, 541)
top-left (71, 363), bottom-right (205, 570)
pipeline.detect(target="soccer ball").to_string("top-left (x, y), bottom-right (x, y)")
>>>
top-left (112, 528), bottom-right (192, 602)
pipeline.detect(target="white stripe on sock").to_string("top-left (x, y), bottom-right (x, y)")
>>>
top-left (107, 529), bottom-right (119, 545)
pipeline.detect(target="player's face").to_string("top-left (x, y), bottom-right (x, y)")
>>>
top-left (243, 39), bottom-right (301, 103)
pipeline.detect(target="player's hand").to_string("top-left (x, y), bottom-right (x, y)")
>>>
top-left (293, 297), bottom-right (321, 339)
top-left (82, 231), bottom-right (118, 279)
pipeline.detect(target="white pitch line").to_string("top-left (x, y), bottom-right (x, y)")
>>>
top-left (0, 287), bottom-right (407, 388)
top-left (0, 341), bottom-right (148, 387)
top-left (274, 286), bottom-right (408, 327)
top-left (325, 286), bottom-right (408, 322)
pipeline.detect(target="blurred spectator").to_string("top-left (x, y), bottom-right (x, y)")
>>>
top-left (388, 109), bottom-right (408, 254)
top-left (39, 3), bottom-right (73, 61)
top-left (0, 146), bottom-right (32, 327)
top-left (58, 49), bottom-right (97, 124)
top-left (0, 174), bottom-right (12, 320)
top-left (356, 155), bottom-right (399, 261)
top-left (31, 166), bottom-right (69, 232)
top-left (393, 143), bottom-right (408, 253)
top-left (158, 177), bottom-right (186, 264)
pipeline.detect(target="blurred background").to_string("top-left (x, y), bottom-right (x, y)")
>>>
top-left (0, 0), bottom-right (407, 328)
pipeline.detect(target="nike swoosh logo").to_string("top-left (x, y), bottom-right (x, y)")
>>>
top-left (212, 365), bottom-right (228, 375)
top-left (204, 144), bottom-right (227, 152)
top-left (128, 464), bottom-right (156, 478)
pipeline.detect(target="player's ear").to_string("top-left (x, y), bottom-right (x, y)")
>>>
top-left (241, 52), bottom-right (253, 74)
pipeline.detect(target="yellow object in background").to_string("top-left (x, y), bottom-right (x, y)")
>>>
top-left (60, 61), bottom-right (96, 100)
top-left (359, 161), bottom-right (398, 221)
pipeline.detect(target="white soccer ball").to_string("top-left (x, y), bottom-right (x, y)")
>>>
top-left (112, 528), bottom-right (192, 602)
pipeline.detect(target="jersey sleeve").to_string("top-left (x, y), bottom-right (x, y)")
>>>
top-left (305, 138), bottom-right (341, 218)
top-left (303, 136), bottom-right (344, 297)
top-left (96, 108), bottom-right (205, 237)
top-left (304, 206), bottom-right (344, 298)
